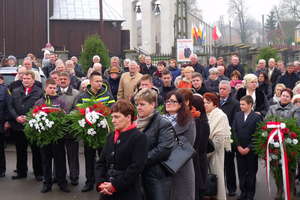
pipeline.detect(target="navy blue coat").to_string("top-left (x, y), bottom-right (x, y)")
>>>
top-left (232, 111), bottom-right (262, 149)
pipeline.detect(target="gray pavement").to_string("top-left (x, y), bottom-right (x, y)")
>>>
top-left (0, 145), bottom-right (299, 200)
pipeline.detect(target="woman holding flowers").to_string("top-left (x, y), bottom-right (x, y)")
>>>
top-left (95, 100), bottom-right (147, 200)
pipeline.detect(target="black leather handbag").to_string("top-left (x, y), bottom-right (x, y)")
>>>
top-left (205, 164), bottom-right (218, 196)
top-left (161, 135), bottom-right (196, 174)
top-left (207, 139), bottom-right (215, 153)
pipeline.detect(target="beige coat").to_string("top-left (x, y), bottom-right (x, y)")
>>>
top-left (117, 72), bottom-right (143, 100)
top-left (207, 107), bottom-right (231, 200)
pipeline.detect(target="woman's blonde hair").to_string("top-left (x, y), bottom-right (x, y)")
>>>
top-left (183, 66), bottom-right (194, 73)
top-left (243, 74), bottom-right (258, 87)
top-left (134, 88), bottom-right (157, 105)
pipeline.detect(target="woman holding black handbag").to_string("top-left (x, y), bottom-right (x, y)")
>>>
top-left (178, 89), bottom-right (210, 200)
top-left (164, 90), bottom-right (196, 200)
top-left (95, 100), bottom-right (147, 200)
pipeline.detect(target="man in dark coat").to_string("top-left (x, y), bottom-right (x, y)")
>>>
top-left (141, 56), bottom-right (157, 75)
top-left (204, 56), bottom-right (217, 79)
top-left (225, 55), bottom-right (245, 78)
top-left (76, 71), bottom-right (115, 192)
top-left (57, 72), bottom-right (80, 186)
top-left (232, 95), bottom-right (262, 200)
top-left (267, 58), bottom-right (281, 94)
top-left (42, 53), bottom-right (56, 78)
top-left (158, 70), bottom-right (176, 99)
top-left (9, 66), bottom-right (42, 92)
top-left (189, 54), bottom-right (206, 78)
top-left (107, 67), bottom-right (121, 100)
top-left (71, 56), bottom-right (85, 78)
top-left (219, 80), bottom-right (240, 196)
top-left (35, 79), bottom-right (70, 193)
top-left (277, 63), bottom-right (299, 89)
top-left (192, 72), bottom-right (208, 96)
top-left (7, 71), bottom-right (43, 180)
top-left (0, 77), bottom-right (8, 177)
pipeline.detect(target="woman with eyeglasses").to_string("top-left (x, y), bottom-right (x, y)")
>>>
top-left (203, 92), bottom-right (231, 200)
top-left (163, 90), bottom-right (196, 200)
top-left (135, 88), bottom-right (175, 200)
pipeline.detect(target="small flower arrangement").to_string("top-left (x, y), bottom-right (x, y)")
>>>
top-left (253, 116), bottom-right (300, 199)
top-left (66, 101), bottom-right (113, 149)
top-left (24, 104), bottom-right (65, 147)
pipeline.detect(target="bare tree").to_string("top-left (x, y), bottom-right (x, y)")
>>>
top-left (187, 0), bottom-right (202, 17)
top-left (279, 0), bottom-right (300, 20)
top-left (228, 0), bottom-right (249, 43)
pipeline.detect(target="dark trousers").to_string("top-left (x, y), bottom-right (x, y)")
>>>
top-left (84, 144), bottom-right (102, 185)
top-left (0, 131), bottom-right (5, 173)
top-left (40, 139), bottom-right (67, 186)
top-left (236, 150), bottom-right (258, 199)
top-left (14, 130), bottom-right (43, 176)
top-left (225, 149), bottom-right (237, 192)
top-left (65, 139), bottom-right (79, 181)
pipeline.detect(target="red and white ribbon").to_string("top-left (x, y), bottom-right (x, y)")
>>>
top-left (266, 122), bottom-right (290, 200)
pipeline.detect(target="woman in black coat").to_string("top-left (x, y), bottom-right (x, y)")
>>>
top-left (236, 74), bottom-right (269, 117)
top-left (192, 94), bottom-right (210, 200)
top-left (95, 100), bottom-right (147, 200)
top-left (257, 72), bottom-right (272, 99)
top-left (178, 89), bottom-right (210, 200)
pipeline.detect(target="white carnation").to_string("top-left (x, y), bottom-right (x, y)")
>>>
top-left (78, 119), bottom-right (86, 128)
top-left (293, 139), bottom-right (298, 145)
top-left (87, 128), bottom-right (96, 136)
top-left (285, 138), bottom-right (292, 144)
top-left (273, 142), bottom-right (280, 148)
top-left (271, 154), bottom-right (278, 160)
top-left (261, 132), bottom-right (267, 137)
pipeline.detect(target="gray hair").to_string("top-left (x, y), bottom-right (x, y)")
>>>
top-left (219, 80), bottom-right (231, 90)
top-left (258, 59), bottom-right (266, 64)
top-left (209, 67), bottom-right (219, 74)
top-left (130, 60), bottom-right (138, 66)
top-left (93, 55), bottom-right (100, 60)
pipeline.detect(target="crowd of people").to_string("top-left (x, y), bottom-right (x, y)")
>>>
top-left (0, 52), bottom-right (300, 200)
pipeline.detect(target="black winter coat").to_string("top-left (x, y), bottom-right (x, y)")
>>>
top-left (7, 85), bottom-right (43, 130)
top-left (220, 96), bottom-right (240, 127)
top-left (42, 63), bottom-right (55, 78)
top-left (108, 77), bottom-right (120, 100)
top-left (141, 112), bottom-right (175, 200)
top-left (0, 84), bottom-right (8, 132)
top-left (193, 115), bottom-right (210, 199)
top-left (95, 128), bottom-right (147, 200)
top-left (232, 111), bottom-right (262, 149)
top-left (192, 63), bottom-right (206, 78)
top-left (226, 64), bottom-right (245, 78)
top-left (141, 64), bottom-right (157, 75)
top-left (277, 72), bottom-right (299, 89)
top-left (236, 88), bottom-right (269, 117)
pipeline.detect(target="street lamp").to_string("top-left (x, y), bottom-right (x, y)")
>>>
top-left (153, 0), bottom-right (160, 16)
top-left (135, 1), bottom-right (141, 13)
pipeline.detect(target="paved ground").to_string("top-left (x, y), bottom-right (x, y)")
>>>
top-left (0, 145), bottom-right (298, 200)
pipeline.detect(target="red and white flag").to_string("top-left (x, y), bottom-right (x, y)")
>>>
top-left (212, 26), bottom-right (222, 41)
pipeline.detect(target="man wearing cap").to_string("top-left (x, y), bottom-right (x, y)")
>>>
top-left (7, 55), bottom-right (17, 67)
top-left (107, 66), bottom-right (121, 100)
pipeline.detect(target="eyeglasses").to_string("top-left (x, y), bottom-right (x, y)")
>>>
top-left (165, 100), bottom-right (178, 104)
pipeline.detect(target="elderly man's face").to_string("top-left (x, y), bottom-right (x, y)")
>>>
top-left (23, 60), bottom-right (32, 70)
top-left (50, 55), bottom-right (56, 64)
top-left (209, 57), bottom-right (216, 65)
top-left (145, 57), bottom-right (152, 65)
top-left (231, 57), bottom-right (239, 65)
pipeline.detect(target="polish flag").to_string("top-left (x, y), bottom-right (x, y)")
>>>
top-left (212, 26), bottom-right (222, 41)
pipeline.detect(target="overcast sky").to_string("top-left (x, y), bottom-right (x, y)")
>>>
top-left (196, 0), bottom-right (281, 24)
